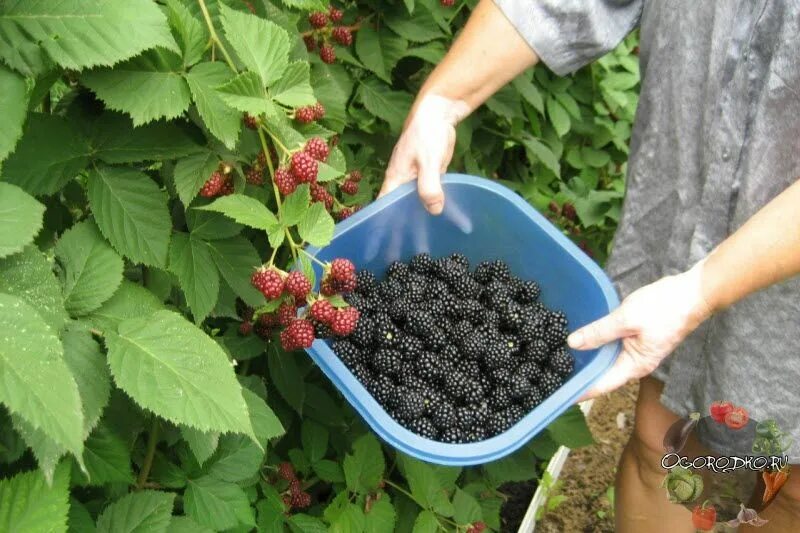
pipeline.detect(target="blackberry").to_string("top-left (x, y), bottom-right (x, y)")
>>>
top-left (399, 373), bottom-right (427, 390)
top-left (422, 298), bottom-right (447, 318)
top-left (517, 361), bottom-right (543, 383)
top-left (387, 297), bottom-right (413, 323)
top-left (459, 333), bottom-right (485, 360)
top-left (451, 319), bottom-right (474, 341)
top-left (483, 310), bottom-right (501, 328)
top-left (423, 326), bottom-right (447, 351)
top-left (540, 370), bottom-right (563, 395)
top-left (433, 257), bottom-right (464, 285)
top-left (514, 280), bottom-right (541, 304)
top-left (509, 374), bottom-right (533, 399)
top-left (517, 309), bottom-right (545, 343)
top-left (439, 292), bottom-right (462, 319)
top-left (415, 351), bottom-right (441, 381)
top-left (457, 359), bottom-right (481, 380)
top-left (313, 321), bottom-right (333, 339)
top-left (443, 371), bottom-right (469, 401)
top-left (549, 348), bottom-right (575, 378)
top-left (439, 426), bottom-right (464, 444)
top-left (350, 315), bottom-right (374, 347)
top-left (405, 277), bottom-right (428, 303)
top-left (463, 425), bottom-right (486, 443)
top-left (499, 301), bottom-right (525, 332)
top-left (450, 276), bottom-right (481, 300)
top-left (409, 252), bottom-right (434, 273)
top-left (488, 386), bottom-right (512, 411)
top-left (473, 261), bottom-right (493, 284)
top-left (449, 253), bottom-right (470, 271)
top-left (455, 406), bottom-right (477, 431)
top-left (431, 401), bottom-right (457, 431)
top-left (350, 363), bottom-right (373, 388)
top-left (489, 367), bottom-right (512, 385)
top-left (439, 344), bottom-right (460, 365)
top-left (369, 375), bottom-right (395, 405)
top-left (548, 310), bottom-right (568, 328)
top-left (397, 334), bottom-right (424, 359)
top-left (486, 414), bottom-right (511, 437)
top-left (506, 404), bottom-right (525, 425)
top-left (373, 348), bottom-right (401, 376)
top-left (482, 280), bottom-right (513, 311)
top-left (408, 417), bottom-right (438, 440)
top-left (461, 299), bottom-right (484, 323)
top-left (343, 292), bottom-right (371, 314)
top-left (482, 340), bottom-right (512, 369)
top-left (374, 320), bottom-right (400, 348)
top-left (463, 380), bottom-right (484, 405)
top-left (378, 279), bottom-right (404, 301)
top-left (355, 270), bottom-right (377, 295)
top-left (521, 386), bottom-right (544, 411)
top-left (427, 279), bottom-right (450, 300)
top-left (523, 339), bottom-right (550, 364)
top-left (396, 389), bottom-right (426, 421)
top-left (332, 339), bottom-right (361, 367)
top-left (386, 260), bottom-right (409, 281)
top-left (478, 374), bottom-right (493, 394)
top-left (544, 323), bottom-right (569, 349)
top-left (487, 260), bottom-right (512, 282)
top-left (406, 312), bottom-right (436, 337)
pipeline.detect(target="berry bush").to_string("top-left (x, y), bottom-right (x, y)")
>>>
top-left (0, 0), bottom-right (636, 531)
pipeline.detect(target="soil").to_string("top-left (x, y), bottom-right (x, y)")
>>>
top-left (498, 381), bottom-right (639, 532)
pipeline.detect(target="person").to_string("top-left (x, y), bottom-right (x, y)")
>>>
top-left (378, 1), bottom-right (800, 531)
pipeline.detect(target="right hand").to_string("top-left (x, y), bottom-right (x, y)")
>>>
top-left (379, 95), bottom-right (470, 215)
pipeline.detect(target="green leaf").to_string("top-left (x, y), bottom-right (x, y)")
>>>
top-left (2, 113), bottom-right (90, 196)
top-left (96, 490), bottom-right (175, 533)
top-left (182, 426), bottom-right (220, 467)
top-left (453, 488), bottom-right (482, 523)
top-left (168, 232), bottom-right (219, 323)
top-left (0, 294), bottom-right (83, 457)
top-left (205, 237), bottom-right (265, 308)
top-left (90, 112), bottom-right (203, 164)
top-left (512, 76), bottom-right (544, 114)
top-left (78, 423), bottom-right (135, 486)
top-left (301, 420), bottom-right (328, 464)
top-left (343, 434), bottom-right (385, 495)
top-left (88, 165), bottom-right (172, 267)
top-left (0, 246), bottom-right (67, 332)
top-left (288, 514), bottom-right (328, 533)
top-left (580, 146), bottom-right (611, 168)
top-left (0, 65), bottom-right (29, 163)
top-left (83, 48), bottom-right (191, 126)
top-left (0, 0), bottom-right (178, 73)
top-left (358, 78), bottom-right (413, 133)
top-left (188, 210), bottom-right (243, 241)
top-left (184, 476), bottom-right (255, 531)
top-left (297, 202), bottom-right (335, 247)
top-left (330, 504), bottom-right (365, 533)
top-left (106, 309), bottom-right (255, 437)
top-left (355, 26), bottom-right (407, 83)
top-left (384, 7), bottom-right (443, 43)
top-left (197, 194), bottom-right (280, 233)
top-left (203, 434), bottom-right (263, 483)
top-left (256, 487), bottom-right (287, 533)
top-left (546, 405), bottom-right (595, 448)
top-left (546, 96), bottom-right (571, 137)
top-left (219, 4), bottom-right (290, 87)
top-left (168, 516), bottom-right (214, 533)
top-left (313, 459), bottom-right (345, 483)
top-left (0, 463), bottom-right (70, 533)
top-left (242, 388), bottom-right (284, 445)
top-left (0, 183), bottom-right (44, 259)
top-left (282, 184), bottom-right (311, 227)
top-left (411, 510), bottom-right (438, 533)
top-left (555, 91), bottom-right (581, 119)
top-left (486, 85), bottom-right (521, 120)
top-left (267, 346), bottom-right (305, 413)
top-left (400, 455), bottom-right (454, 516)
top-left (520, 134), bottom-right (561, 177)
top-left (165, 0), bottom-right (207, 67)
top-left (271, 61), bottom-right (315, 107)
top-left (278, 0), bottom-right (327, 11)
top-left (61, 326), bottom-right (111, 437)
top-left (55, 220), bottom-right (124, 317)
top-left (364, 498), bottom-right (396, 533)
top-left (68, 498), bottom-right (96, 533)
top-left (311, 63), bottom-right (353, 127)
top-left (185, 62), bottom-right (241, 149)
top-left (403, 41), bottom-right (446, 64)
top-left (482, 445), bottom-right (538, 484)
top-left (173, 151), bottom-right (221, 207)
top-left (218, 329), bottom-right (268, 361)
top-left (87, 280), bottom-right (164, 334)
top-left (216, 71), bottom-right (275, 116)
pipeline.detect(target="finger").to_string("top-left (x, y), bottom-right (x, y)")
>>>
top-left (567, 308), bottom-right (632, 350)
top-left (417, 156), bottom-right (445, 215)
top-left (577, 351), bottom-right (638, 402)
top-left (380, 145), bottom-right (416, 198)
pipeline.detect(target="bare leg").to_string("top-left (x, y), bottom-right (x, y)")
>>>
top-left (615, 377), bottom-right (694, 533)
top-left (740, 471), bottom-right (800, 532)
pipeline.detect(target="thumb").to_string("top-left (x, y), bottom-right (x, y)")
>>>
top-left (577, 351), bottom-right (638, 401)
top-left (567, 308), bottom-right (632, 350)
top-left (417, 156), bottom-right (445, 215)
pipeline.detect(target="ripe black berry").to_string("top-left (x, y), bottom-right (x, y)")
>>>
top-left (488, 386), bottom-right (512, 411)
top-left (549, 348), bottom-right (575, 378)
top-left (523, 339), bottom-right (550, 364)
top-left (355, 269), bottom-right (377, 295)
top-left (509, 374), bottom-right (533, 399)
top-left (396, 389), bottom-right (426, 421)
top-left (409, 252), bottom-right (434, 273)
top-left (332, 339), bottom-right (361, 367)
top-left (373, 348), bottom-right (401, 376)
top-left (431, 401), bottom-right (457, 431)
top-left (540, 370), bottom-right (563, 395)
top-left (408, 417), bottom-right (438, 440)
top-left (515, 280), bottom-right (541, 304)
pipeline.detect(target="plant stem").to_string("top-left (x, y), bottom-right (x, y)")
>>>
top-left (257, 127), bottom-right (283, 216)
top-left (197, 0), bottom-right (237, 71)
top-left (383, 479), bottom-right (415, 501)
top-left (298, 247), bottom-right (326, 268)
top-left (136, 419), bottom-right (160, 489)
top-left (265, 127), bottom-right (292, 155)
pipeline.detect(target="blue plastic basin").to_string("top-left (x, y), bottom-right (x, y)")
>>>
top-left (304, 174), bottom-right (620, 465)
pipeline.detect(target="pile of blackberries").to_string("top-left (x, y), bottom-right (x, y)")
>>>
top-left (329, 253), bottom-right (575, 444)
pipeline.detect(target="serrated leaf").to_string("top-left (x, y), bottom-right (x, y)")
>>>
top-left (205, 237), bottom-right (264, 307)
top-left (315, 161), bottom-right (345, 183)
top-left (403, 41), bottom-right (446, 64)
top-left (0, 294), bottom-right (83, 458)
top-left (184, 476), bottom-right (255, 531)
top-left (216, 71), bottom-right (275, 116)
top-left (546, 405), bottom-right (595, 448)
top-left (453, 488), bottom-right (482, 523)
top-left (512, 76), bottom-right (544, 114)
top-left (520, 134), bottom-right (561, 177)
top-left (2, 113), bottom-right (90, 196)
top-left (343, 434), bottom-right (385, 495)
top-left (0, 246), bottom-right (68, 333)
top-left (87, 280), bottom-right (164, 334)
top-left (0, 65), bottom-right (29, 163)
top-left (166, 0), bottom-right (207, 67)
top-left (365, 498), bottom-right (396, 533)
top-left (90, 112), bottom-right (203, 164)
top-left (546, 95), bottom-right (571, 137)
top-left (0, 183), bottom-right (44, 259)
top-left (288, 514), bottom-right (328, 533)
top-left (0, 0), bottom-right (179, 74)
top-left (68, 498), bottom-right (95, 533)
top-left (356, 26), bottom-right (407, 82)
top-left (384, 7), bottom-right (443, 42)
top-left (83, 48), bottom-right (191, 126)
top-left (55, 220), bottom-right (124, 317)
top-left (0, 463), bottom-right (69, 533)
top-left (400, 455), bottom-right (454, 516)
top-left (106, 309), bottom-right (255, 437)
top-left (297, 202), bottom-right (335, 247)
top-left (77, 423), bottom-right (135, 486)
top-left (96, 490), bottom-right (175, 533)
top-left (359, 78), bottom-right (413, 133)
top-left (182, 426), bottom-right (220, 467)
top-left (173, 151), bottom-right (221, 207)
top-left (313, 459), bottom-right (344, 483)
top-left (278, 0), bottom-right (327, 10)
top-left (311, 63), bottom-right (353, 128)
top-left (220, 4), bottom-right (290, 87)
top-left (411, 510), bottom-right (438, 533)
top-left (188, 210), bottom-right (243, 240)
top-left (197, 194), bottom-right (280, 233)
top-left (168, 516), bottom-right (214, 533)
top-left (185, 62), bottom-right (241, 149)
top-left (88, 165), bottom-right (172, 267)
top-left (202, 434), bottom-right (262, 483)
top-left (243, 388), bottom-right (284, 445)
top-left (301, 420), bottom-right (328, 464)
top-left (282, 184), bottom-right (311, 227)
top-left (267, 346), bottom-right (305, 413)
top-left (168, 232), bottom-right (219, 323)
top-left (271, 61), bottom-right (315, 107)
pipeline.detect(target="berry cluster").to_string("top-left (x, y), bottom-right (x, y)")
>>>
top-left (294, 101), bottom-right (325, 124)
top-left (199, 162), bottom-right (234, 198)
top-left (302, 5), bottom-right (353, 64)
top-left (276, 462), bottom-right (312, 510)
top-left (329, 253), bottom-right (575, 443)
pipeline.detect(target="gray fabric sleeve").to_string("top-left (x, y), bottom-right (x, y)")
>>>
top-left (493, 0), bottom-right (643, 75)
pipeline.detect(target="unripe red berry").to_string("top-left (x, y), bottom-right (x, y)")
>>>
top-left (330, 258), bottom-right (356, 282)
top-left (336, 207), bottom-right (353, 221)
top-left (308, 11), bottom-right (328, 28)
top-left (348, 170), bottom-right (362, 182)
top-left (284, 271), bottom-right (312, 300)
top-left (562, 202), bottom-right (577, 221)
top-left (319, 45), bottom-right (336, 64)
top-left (246, 166), bottom-right (264, 185)
top-left (278, 462), bottom-right (296, 481)
top-left (313, 102), bottom-right (326, 120)
top-left (274, 168), bottom-right (297, 196)
top-left (548, 200), bottom-right (560, 215)
top-left (291, 491), bottom-right (312, 508)
top-left (303, 34), bottom-right (317, 52)
top-left (340, 179), bottom-right (358, 195)
top-left (243, 113), bottom-right (259, 129)
top-left (304, 137), bottom-right (330, 162)
top-left (330, 306), bottom-right (359, 336)
top-left (440, 0), bottom-right (455, 6)
top-left (329, 6), bottom-right (344, 22)
top-left (280, 319), bottom-right (316, 350)
top-left (219, 177), bottom-right (234, 196)
top-left (310, 299), bottom-right (336, 324)
top-left (239, 321), bottom-right (253, 336)
top-left (332, 26), bottom-right (352, 46)
top-left (277, 302), bottom-right (297, 326)
top-left (291, 152), bottom-right (319, 183)
top-left (200, 171), bottom-right (224, 198)
top-left (295, 106), bottom-right (316, 124)
top-left (251, 267), bottom-right (284, 299)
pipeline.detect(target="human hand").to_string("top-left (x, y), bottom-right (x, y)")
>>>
top-left (379, 94), bottom-right (471, 215)
top-left (568, 261), bottom-right (714, 401)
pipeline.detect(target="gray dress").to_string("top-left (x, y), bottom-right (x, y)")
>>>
top-left (494, 0), bottom-right (800, 461)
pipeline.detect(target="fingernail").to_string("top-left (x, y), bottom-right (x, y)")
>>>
top-left (567, 331), bottom-right (584, 349)
top-left (426, 201), bottom-right (443, 215)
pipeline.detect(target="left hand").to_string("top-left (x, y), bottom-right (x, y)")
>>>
top-left (568, 261), bottom-right (714, 402)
